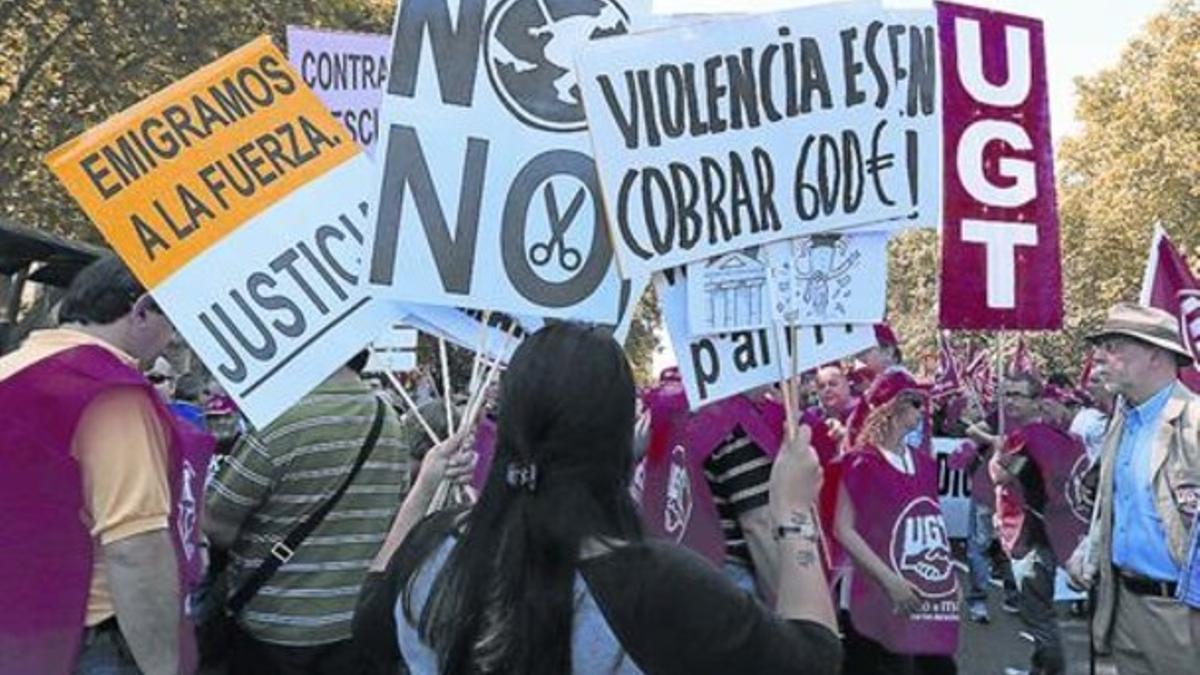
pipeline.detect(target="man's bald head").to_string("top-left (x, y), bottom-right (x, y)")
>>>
top-left (816, 365), bottom-right (852, 413)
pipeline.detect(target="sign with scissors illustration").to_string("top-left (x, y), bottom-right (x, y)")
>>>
top-left (529, 182), bottom-right (585, 272)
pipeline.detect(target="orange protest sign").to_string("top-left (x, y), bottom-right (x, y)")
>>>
top-left (47, 36), bottom-right (357, 288)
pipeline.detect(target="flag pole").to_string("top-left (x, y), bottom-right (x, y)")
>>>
top-left (995, 330), bottom-right (1006, 438)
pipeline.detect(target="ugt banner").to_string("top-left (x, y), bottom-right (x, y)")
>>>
top-left (937, 1), bottom-right (1062, 330)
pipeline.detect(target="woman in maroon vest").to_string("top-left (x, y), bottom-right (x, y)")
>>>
top-left (834, 369), bottom-right (960, 675)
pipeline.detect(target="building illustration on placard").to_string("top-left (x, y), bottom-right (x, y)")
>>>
top-left (699, 249), bottom-right (768, 332)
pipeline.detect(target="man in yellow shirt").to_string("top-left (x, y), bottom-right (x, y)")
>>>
top-left (0, 255), bottom-right (198, 675)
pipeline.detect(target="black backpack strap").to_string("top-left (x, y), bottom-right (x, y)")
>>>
top-left (227, 398), bottom-right (387, 615)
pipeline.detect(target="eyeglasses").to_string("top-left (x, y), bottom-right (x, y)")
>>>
top-left (147, 373), bottom-right (173, 384)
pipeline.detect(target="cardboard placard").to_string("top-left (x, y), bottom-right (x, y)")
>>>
top-left (578, 2), bottom-right (941, 277)
top-left (286, 26), bottom-right (391, 155)
top-left (47, 37), bottom-right (391, 427)
top-left (684, 230), bottom-right (888, 335)
top-left (366, 0), bottom-right (663, 320)
top-left (658, 265), bottom-right (873, 409)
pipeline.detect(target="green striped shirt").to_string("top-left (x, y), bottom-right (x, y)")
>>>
top-left (206, 378), bottom-right (409, 646)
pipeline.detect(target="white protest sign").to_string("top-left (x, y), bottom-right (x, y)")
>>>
top-left (400, 269), bottom-right (644, 362)
top-left (932, 436), bottom-right (971, 539)
top-left (577, 2), bottom-right (940, 276)
top-left (47, 37), bottom-right (392, 428)
top-left (765, 230), bottom-right (888, 326)
top-left (366, 0), bottom-right (666, 320)
top-left (775, 320), bottom-right (877, 379)
top-left (364, 321), bottom-right (419, 373)
top-left (286, 26), bottom-right (391, 155)
top-left (685, 229), bottom-right (888, 335)
top-left (656, 267), bottom-right (783, 408)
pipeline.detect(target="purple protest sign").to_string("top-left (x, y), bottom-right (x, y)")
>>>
top-left (286, 26), bottom-right (390, 155)
top-left (937, 2), bottom-right (1063, 330)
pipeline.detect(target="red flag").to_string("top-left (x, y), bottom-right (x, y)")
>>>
top-left (1008, 335), bottom-right (1039, 379)
top-left (931, 332), bottom-right (963, 400)
top-left (1139, 226), bottom-right (1200, 392)
top-left (963, 346), bottom-right (996, 408)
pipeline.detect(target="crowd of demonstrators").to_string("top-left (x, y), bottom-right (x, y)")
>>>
top-left (4, 253), bottom-right (1199, 675)
top-left (356, 324), bottom-right (841, 675)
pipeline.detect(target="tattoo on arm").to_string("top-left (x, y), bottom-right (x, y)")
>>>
top-left (789, 510), bottom-right (814, 528)
top-left (794, 548), bottom-right (818, 567)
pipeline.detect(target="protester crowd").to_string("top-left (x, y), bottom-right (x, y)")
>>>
top-left (2, 255), bottom-right (1199, 675)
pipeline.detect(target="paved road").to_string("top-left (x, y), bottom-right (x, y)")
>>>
top-left (956, 585), bottom-right (1116, 675)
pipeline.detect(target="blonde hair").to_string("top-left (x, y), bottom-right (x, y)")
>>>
top-left (856, 396), bottom-right (913, 450)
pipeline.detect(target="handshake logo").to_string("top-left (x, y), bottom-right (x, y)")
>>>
top-left (890, 497), bottom-right (957, 599)
top-left (664, 445), bottom-right (694, 542)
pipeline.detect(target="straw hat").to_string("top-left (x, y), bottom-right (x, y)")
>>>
top-left (1086, 302), bottom-right (1193, 363)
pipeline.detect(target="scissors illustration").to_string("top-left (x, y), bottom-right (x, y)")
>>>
top-left (529, 182), bottom-right (585, 272)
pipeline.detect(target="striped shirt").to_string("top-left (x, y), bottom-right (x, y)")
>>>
top-left (205, 378), bottom-right (409, 646)
top-left (703, 430), bottom-right (772, 566)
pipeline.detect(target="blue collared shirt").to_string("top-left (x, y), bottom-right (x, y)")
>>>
top-left (1180, 511), bottom-right (1200, 608)
top-left (1112, 383), bottom-right (1178, 581)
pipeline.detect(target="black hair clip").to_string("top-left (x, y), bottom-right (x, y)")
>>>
top-left (505, 461), bottom-right (538, 493)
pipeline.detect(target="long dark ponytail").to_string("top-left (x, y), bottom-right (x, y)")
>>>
top-left (406, 323), bottom-right (643, 674)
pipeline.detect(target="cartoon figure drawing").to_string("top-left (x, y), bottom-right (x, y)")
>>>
top-left (664, 445), bottom-right (693, 541)
top-left (793, 235), bottom-right (861, 320)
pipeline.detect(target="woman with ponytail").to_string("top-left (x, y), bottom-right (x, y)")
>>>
top-left (355, 323), bottom-right (841, 675)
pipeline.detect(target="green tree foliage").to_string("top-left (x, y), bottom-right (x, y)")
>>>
top-left (624, 284), bottom-right (663, 384)
top-left (889, 0), bottom-right (1200, 379)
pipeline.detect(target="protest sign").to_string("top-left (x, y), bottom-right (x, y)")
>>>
top-left (657, 267), bottom-right (782, 408)
top-left (577, 2), bottom-right (941, 277)
top-left (366, 0), bottom-right (664, 320)
top-left (932, 437), bottom-right (970, 538)
top-left (363, 322), bottom-right (419, 373)
top-left (775, 321), bottom-right (878, 383)
top-left (286, 26), bottom-right (390, 155)
top-left (937, 1), bottom-right (1062, 330)
top-left (402, 270), bottom-right (644, 364)
top-left (685, 231), bottom-right (888, 335)
top-left (660, 264), bottom-right (872, 408)
top-left (47, 36), bottom-right (390, 427)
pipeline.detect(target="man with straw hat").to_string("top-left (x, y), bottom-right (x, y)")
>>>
top-left (1072, 302), bottom-right (1200, 674)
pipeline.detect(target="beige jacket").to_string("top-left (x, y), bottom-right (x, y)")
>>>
top-left (1091, 381), bottom-right (1200, 648)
